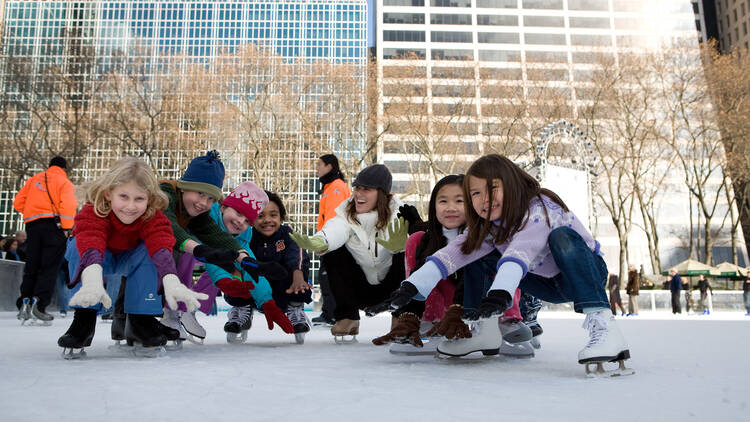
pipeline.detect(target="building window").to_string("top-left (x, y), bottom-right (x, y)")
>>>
top-left (384, 30), bottom-right (426, 42)
top-left (567, 0), bottom-right (609, 11)
top-left (523, 16), bottom-right (565, 27)
top-left (478, 32), bottom-right (521, 43)
top-left (431, 49), bottom-right (474, 60)
top-left (477, 15), bottom-right (518, 26)
top-left (431, 0), bottom-right (471, 7)
top-left (569, 17), bottom-right (610, 29)
top-left (478, 50), bottom-right (522, 61)
top-left (526, 51), bottom-right (568, 63)
top-left (432, 67), bottom-right (476, 78)
top-left (383, 48), bottom-right (426, 59)
top-left (431, 14), bottom-right (472, 25)
top-left (383, 13), bottom-right (425, 24)
top-left (525, 33), bottom-right (566, 45)
top-left (384, 0), bottom-right (425, 6)
top-left (571, 34), bottom-right (612, 47)
top-left (522, 0), bottom-right (563, 9)
top-left (477, 0), bottom-right (518, 7)
top-left (431, 31), bottom-right (473, 42)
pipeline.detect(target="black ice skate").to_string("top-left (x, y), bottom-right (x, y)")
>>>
top-left (225, 305), bottom-right (253, 344)
top-left (108, 278), bottom-right (131, 352)
top-left (17, 297), bottom-right (31, 325)
top-left (286, 302), bottom-right (310, 344)
top-left (578, 310), bottom-right (634, 378)
top-left (527, 321), bottom-right (543, 350)
top-left (29, 297), bottom-right (54, 326)
top-left (58, 308), bottom-right (97, 359)
top-left (125, 314), bottom-right (167, 358)
top-left (158, 321), bottom-right (183, 351)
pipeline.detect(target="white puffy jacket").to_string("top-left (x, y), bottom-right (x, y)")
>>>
top-left (317, 196), bottom-right (404, 285)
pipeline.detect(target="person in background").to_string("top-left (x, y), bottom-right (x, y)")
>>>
top-left (669, 269), bottom-right (682, 314)
top-left (696, 273), bottom-right (712, 315)
top-left (14, 156), bottom-right (77, 325)
top-left (625, 265), bottom-right (640, 316)
top-left (608, 273), bottom-right (626, 316)
top-left (743, 270), bottom-right (750, 316)
top-left (2, 237), bottom-right (20, 261)
top-left (15, 230), bottom-right (27, 261)
top-left (311, 154), bottom-right (350, 326)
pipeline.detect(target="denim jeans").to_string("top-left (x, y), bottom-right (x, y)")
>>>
top-left (517, 227), bottom-right (609, 313)
top-left (743, 291), bottom-right (750, 314)
top-left (462, 249), bottom-right (502, 313)
top-left (65, 238), bottom-right (163, 315)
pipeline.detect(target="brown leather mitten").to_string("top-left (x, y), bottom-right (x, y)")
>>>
top-left (372, 312), bottom-right (423, 347)
top-left (425, 304), bottom-right (472, 339)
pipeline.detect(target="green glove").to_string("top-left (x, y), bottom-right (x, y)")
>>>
top-left (375, 217), bottom-right (409, 253)
top-left (289, 232), bottom-right (329, 253)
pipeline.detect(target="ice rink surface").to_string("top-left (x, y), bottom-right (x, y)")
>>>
top-left (1, 310), bottom-right (748, 422)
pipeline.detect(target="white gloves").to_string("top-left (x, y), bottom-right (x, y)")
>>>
top-left (69, 264), bottom-right (112, 309)
top-left (162, 273), bottom-right (208, 312)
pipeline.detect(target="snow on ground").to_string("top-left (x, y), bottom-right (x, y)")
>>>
top-left (0, 310), bottom-right (748, 422)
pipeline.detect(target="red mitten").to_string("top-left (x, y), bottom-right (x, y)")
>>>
top-left (262, 300), bottom-right (294, 333)
top-left (216, 277), bottom-right (252, 299)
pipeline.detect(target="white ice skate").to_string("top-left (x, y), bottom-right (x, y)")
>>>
top-left (17, 298), bottom-right (31, 325)
top-left (436, 318), bottom-right (502, 358)
top-left (499, 318), bottom-right (532, 344)
top-left (225, 305), bottom-right (253, 344)
top-left (286, 302), bottom-right (311, 344)
top-left (180, 310), bottom-right (206, 345)
top-left (578, 309), bottom-right (634, 377)
top-left (28, 297), bottom-right (53, 326)
top-left (160, 308), bottom-right (185, 351)
top-left (498, 340), bottom-right (535, 358)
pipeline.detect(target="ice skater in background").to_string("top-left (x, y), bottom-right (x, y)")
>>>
top-left (250, 191), bottom-right (313, 343)
top-left (199, 182), bottom-right (294, 344)
top-left (290, 164), bottom-right (415, 343)
top-left (368, 175), bottom-right (536, 357)
top-left (378, 154), bottom-right (632, 375)
top-left (58, 157), bottom-right (207, 358)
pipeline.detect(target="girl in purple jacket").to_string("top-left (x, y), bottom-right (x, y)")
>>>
top-left (383, 155), bottom-right (631, 373)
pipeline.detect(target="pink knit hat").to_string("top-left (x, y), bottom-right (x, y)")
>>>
top-left (222, 182), bottom-right (269, 224)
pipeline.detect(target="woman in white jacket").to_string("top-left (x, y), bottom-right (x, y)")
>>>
top-left (291, 164), bottom-right (415, 342)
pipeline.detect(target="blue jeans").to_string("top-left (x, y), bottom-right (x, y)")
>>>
top-left (518, 227), bottom-right (609, 313)
top-left (65, 238), bottom-right (163, 315)
top-left (462, 249), bottom-right (502, 313)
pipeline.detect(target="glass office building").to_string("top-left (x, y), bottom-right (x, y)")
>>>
top-left (0, 1), bottom-right (367, 242)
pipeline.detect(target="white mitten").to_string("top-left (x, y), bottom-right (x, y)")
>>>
top-left (162, 274), bottom-right (209, 312)
top-left (69, 264), bottom-right (112, 309)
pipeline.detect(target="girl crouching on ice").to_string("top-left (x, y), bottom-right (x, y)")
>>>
top-left (370, 175), bottom-right (535, 357)
top-left (58, 157), bottom-right (207, 358)
top-left (291, 164), bottom-right (415, 343)
top-left (383, 155), bottom-right (630, 370)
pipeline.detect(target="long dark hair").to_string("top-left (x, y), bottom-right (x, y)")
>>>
top-left (319, 154), bottom-right (346, 183)
top-left (461, 154), bottom-right (568, 254)
top-left (345, 188), bottom-right (393, 231)
top-left (415, 175), bottom-right (465, 270)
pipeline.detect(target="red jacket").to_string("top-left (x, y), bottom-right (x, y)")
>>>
top-left (13, 166), bottom-right (77, 229)
top-left (73, 203), bottom-right (175, 258)
top-left (405, 231), bottom-right (457, 323)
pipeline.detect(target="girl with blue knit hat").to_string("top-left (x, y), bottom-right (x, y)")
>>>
top-left (154, 151), bottom-right (276, 344)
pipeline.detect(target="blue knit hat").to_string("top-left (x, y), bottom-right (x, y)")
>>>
top-left (177, 150), bottom-right (225, 200)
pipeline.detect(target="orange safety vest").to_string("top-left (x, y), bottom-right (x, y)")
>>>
top-left (13, 166), bottom-right (77, 229)
top-left (317, 178), bottom-right (350, 231)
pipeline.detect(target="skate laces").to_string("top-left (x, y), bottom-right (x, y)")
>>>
top-left (582, 312), bottom-right (609, 347)
top-left (229, 306), bottom-right (252, 325)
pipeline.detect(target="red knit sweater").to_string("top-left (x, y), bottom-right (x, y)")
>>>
top-left (73, 203), bottom-right (175, 257)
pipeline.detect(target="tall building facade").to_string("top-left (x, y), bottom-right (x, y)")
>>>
top-left (375, 0), bottom-right (748, 272)
top-left (0, 0), bottom-right (368, 252)
top-left (714, 0), bottom-right (750, 51)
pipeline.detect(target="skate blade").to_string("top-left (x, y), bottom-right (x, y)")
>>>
top-left (333, 335), bottom-right (357, 344)
top-left (61, 348), bottom-right (87, 360)
top-left (499, 342), bottom-right (535, 358)
top-left (389, 341), bottom-right (438, 356)
top-left (164, 340), bottom-right (183, 351)
top-left (294, 332), bottom-right (305, 344)
top-left (108, 341), bottom-right (134, 353)
top-left (186, 334), bottom-right (205, 345)
top-left (585, 361), bottom-right (636, 378)
top-left (27, 320), bottom-right (53, 326)
top-left (530, 337), bottom-right (541, 349)
top-left (226, 331), bottom-right (247, 344)
top-left (131, 344), bottom-right (167, 358)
